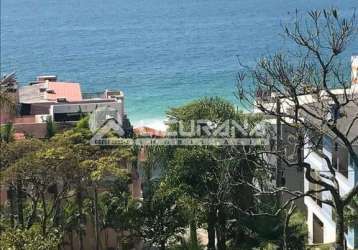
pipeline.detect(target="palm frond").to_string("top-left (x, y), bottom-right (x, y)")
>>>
top-left (0, 72), bottom-right (17, 113)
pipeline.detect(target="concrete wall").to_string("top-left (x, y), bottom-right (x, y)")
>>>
top-left (13, 123), bottom-right (47, 138)
top-left (29, 102), bottom-right (53, 115)
top-left (0, 111), bottom-right (14, 124)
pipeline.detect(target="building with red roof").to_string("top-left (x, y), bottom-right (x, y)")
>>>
top-left (2, 75), bottom-right (128, 138)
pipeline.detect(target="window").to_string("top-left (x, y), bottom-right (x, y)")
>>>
top-left (332, 141), bottom-right (349, 178)
top-left (54, 112), bottom-right (83, 122)
top-left (313, 214), bottom-right (324, 244)
top-left (308, 171), bottom-right (322, 207)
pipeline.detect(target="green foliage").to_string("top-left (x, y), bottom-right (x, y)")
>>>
top-left (0, 137), bottom-right (43, 162)
top-left (163, 96), bottom-right (266, 249)
top-left (286, 211), bottom-right (308, 250)
top-left (0, 123), bottom-right (14, 143)
top-left (0, 73), bottom-right (17, 112)
top-left (122, 114), bottom-right (134, 138)
top-left (230, 210), bottom-right (307, 250)
top-left (252, 242), bottom-right (279, 250)
top-left (167, 96), bottom-right (238, 121)
top-left (169, 237), bottom-right (205, 250)
top-left (306, 244), bottom-right (333, 250)
top-left (0, 225), bottom-right (62, 250)
top-left (167, 147), bottom-right (217, 198)
top-left (0, 125), bottom-right (136, 249)
top-left (142, 183), bottom-right (188, 248)
top-left (345, 196), bottom-right (358, 227)
top-left (100, 187), bottom-right (141, 233)
top-left (46, 118), bottom-right (56, 138)
top-left (76, 115), bottom-right (89, 129)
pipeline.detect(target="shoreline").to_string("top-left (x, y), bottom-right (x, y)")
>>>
top-left (132, 118), bottom-right (167, 132)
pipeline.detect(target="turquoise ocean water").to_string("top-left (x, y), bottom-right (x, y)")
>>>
top-left (1, 0), bottom-right (357, 126)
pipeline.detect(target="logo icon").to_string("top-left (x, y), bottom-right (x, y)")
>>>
top-left (90, 117), bottom-right (126, 145)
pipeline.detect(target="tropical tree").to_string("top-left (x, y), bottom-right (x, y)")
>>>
top-left (142, 182), bottom-right (188, 250)
top-left (0, 72), bottom-right (17, 112)
top-left (162, 97), bottom-right (268, 250)
top-left (98, 180), bottom-right (142, 249)
top-left (165, 147), bottom-right (219, 250)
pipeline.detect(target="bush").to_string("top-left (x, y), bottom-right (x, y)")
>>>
top-left (0, 225), bottom-right (62, 250)
top-left (286, 211), bottom-right (308, 250)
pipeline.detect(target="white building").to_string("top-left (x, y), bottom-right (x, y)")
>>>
top-left (302, 99), bottom-right (358, 248)
top-left (304, 56), bottom-right (358, 249)
top-left (253, 56), bottom-right (358, 248)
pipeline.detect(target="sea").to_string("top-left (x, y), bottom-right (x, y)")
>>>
top-left (1, 0), bottom-right (357, 129)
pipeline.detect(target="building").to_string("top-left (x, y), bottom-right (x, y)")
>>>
top-left (1, 75), bottom-right (127, 138)
top-left (253, 55), bottom-right (358, 248)
top-left (303, 101), bottom-right (358, 248)
top-left (352, 55), bottom-right (358, 85)
top-left (302, 56), bottom-right (358, 248)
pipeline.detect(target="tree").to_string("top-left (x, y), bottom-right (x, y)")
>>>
top-left (164, 97), bottom-right (265, 250)
top-left (0, 225), bottom-right (61, 250)
top-left (0, 139), bottom-right (45, 229)
top-left (0, 73), bottom-right (17, 113)
top-left (345, 195), bottom-right (358, 228)
top-left (81, 148), bottom-right (135, 250)
top-left (0, 123), bottom-right (14, 143)
top-left (142, 182), bottom-right (188, 250)
top-left (46, 118), bottom-right (56, 138)
top-left (237, 8), bottom-right (358, 249)
top-left (165, 147), bottom-right (218, 249)
top-left (99, 183), bottom-right (142, 250)
top-left (0, 122), bottom-right (137, 250)
top-left (2, 145), bottom-right (79, 235)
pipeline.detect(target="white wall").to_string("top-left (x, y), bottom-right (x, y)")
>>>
top-left (304, 137), bottom-right (357, 248)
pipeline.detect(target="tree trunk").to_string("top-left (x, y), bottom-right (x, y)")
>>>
top-left (93, 187), bottom-right (99, 250)
top-left (207, 206), bottom-right (216, 250)
top-left (190, 219), bottom-right (198, 245)
top-left (8, 185), bottom-right (16, 228)
top-left (160, 240), bottom-right (166, 250)
top-left (77, 187), bottom-right (84, 250)
top-left (16, 179), bottom-right (24, 228)
top-left (52, 185), bottom-right (60, 227)
top-left (216, 207), bottom-right (226, 250)
top-left (335, 205), bottom-right (345, 250)
top-left (70, 231), bottom-right (74, 250)
top-left (105, 230), bottom-right (109, 249)
top-left (27, 199), bottom-right (38, 229)
top-left (41, 192), bottom-right (47, 236)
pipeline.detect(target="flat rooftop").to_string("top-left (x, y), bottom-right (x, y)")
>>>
top-left (19, 81), bottom-right (82, 103)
